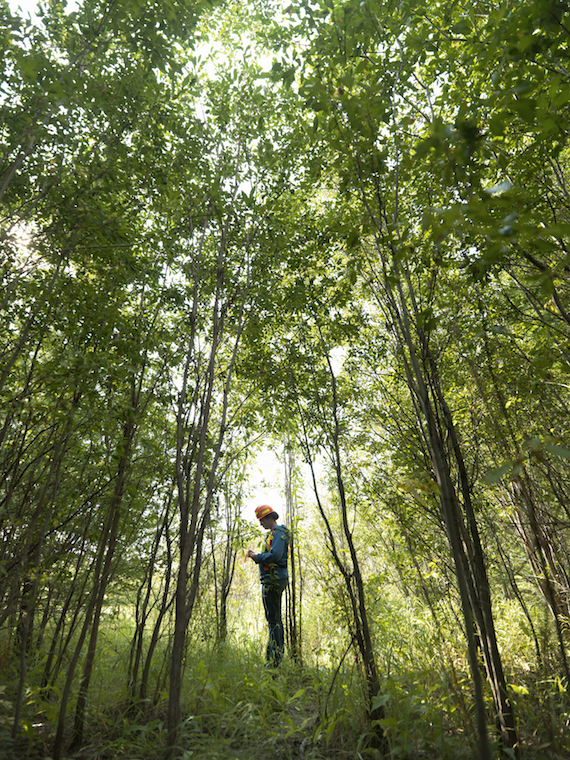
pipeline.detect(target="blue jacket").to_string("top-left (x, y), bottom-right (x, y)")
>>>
top-left (253, 525), bottom-right (289, 588)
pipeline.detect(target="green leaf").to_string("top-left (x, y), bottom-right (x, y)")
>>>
top-left (489, 324), bottom-right (511, 335)
top-left (371, 693), bottom-right (390, 711)
top-left (282, 67), bottom-right (296, 88)
top-left (483, 463), bottom-right (512, 484)
top-left (510, 684), bottom-right (530, 696)
top-left (544, 443), bottom-right (570, 460)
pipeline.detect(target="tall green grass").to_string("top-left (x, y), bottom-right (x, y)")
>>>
top-left (1, 583), bottom-right (568, 759)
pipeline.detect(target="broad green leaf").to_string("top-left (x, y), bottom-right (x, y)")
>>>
top-left (544, 443), bottom-right (570, 460)
top-left (483, 463), bottom-right (512, 484)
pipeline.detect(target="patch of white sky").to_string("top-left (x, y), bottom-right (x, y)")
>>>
top-left (7, 0), bottom-right (33, 16)
top-left (8, 0), bottom-right (74, 18)
top-left (247, 447), bottom-right (284, 514)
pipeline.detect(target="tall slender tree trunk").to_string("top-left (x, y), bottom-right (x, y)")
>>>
top-left (11, 575), bottom-right (35, 742)
top-left (69, 413), bottom-right (136, 751)
top-left (128, 492), bottom-right (173, 701)
top-left (296, 353), bottom-right (387, 751)
top-left (427, 349), bottom-right (519, 750)
top-left (167, 265), bottom-right (228, 756)
top-left (469, 297), bottom-right (570, 662)
top-left (165, 167), bottom-right (251, 758)
top-left (41, 539), bottom-right (93, 690)
top-left (284, 441), bottom-right (302, 664)
top-left (216, 535), bottom-right (238, 644)
top-left (140, 521), bottom-right (174, 702)
top-left (378, 254), bottom-right (518, 757)
top-left (52, 407), bottom-right (136, 760)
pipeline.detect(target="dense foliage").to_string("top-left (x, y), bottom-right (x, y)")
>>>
top-left (1, 0), bottom-right (569, 758)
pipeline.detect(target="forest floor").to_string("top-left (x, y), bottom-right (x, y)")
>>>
top-left (2, 649), bottom-right (570, 760)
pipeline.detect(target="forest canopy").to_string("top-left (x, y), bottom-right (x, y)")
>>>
top-left (1, 0), bottom-right (569, 758)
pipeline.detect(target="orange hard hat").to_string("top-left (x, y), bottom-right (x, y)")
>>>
top-left (255, 504), bottom-right (274, 521)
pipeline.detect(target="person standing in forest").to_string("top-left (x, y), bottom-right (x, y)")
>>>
top-left (247, 505), bottom-right (289, 668)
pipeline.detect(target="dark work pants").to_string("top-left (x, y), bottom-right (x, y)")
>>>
top-left (261, 580), bottom-right (287, 666)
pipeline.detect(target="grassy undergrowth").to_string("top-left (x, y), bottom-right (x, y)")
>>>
top-left (1, 591), bottom-right (568, 759)
top-left (2, 635), bottom-right (570, 760)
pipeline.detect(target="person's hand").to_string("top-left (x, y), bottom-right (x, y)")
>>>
top-left (247, 549), bottom-right (256, 560)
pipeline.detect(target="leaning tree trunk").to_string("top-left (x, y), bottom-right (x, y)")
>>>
top-left (472, 299), bottom-right (570, 673)
top-left (296, 351), bottom-right (387, 753)
top-left (382, 255), bottom-right (518, 758)
top-left (52, 406), bottom-right (137, 760)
